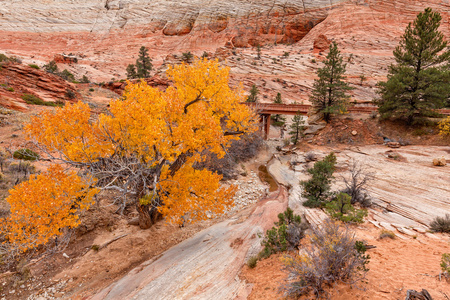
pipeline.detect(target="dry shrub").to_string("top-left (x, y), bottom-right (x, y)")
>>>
top-left (195, 131), bottom-right (264, 180)
top-left (379, 229), bottom-right (396, 239)
top-left (341, 160), bottom-right (373, 207)
top-left (430, 214), bottom-right (450, 233)
top-left (283, 219), bottom-right (369, 298)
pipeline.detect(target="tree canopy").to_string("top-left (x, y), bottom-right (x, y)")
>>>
top-left (309, 42), bottom-right (352, 123)
top-left (376, 8), bottom-right (450, 124)
top-left (3, 59), bottom-right (257, 251)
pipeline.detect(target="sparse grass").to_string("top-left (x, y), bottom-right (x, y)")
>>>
top-left (6, 87), bottom-right (14, 92)
top-left (379, 229), bottom-right (396, 239)
top-left (430, 214), bottom-right (450, 233)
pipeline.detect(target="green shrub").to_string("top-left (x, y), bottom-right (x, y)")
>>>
top-left (430, 214), bottom-right (450, 233)
top-left (59, 69), bottom-right (75, 82)
top-left (301, 153), bottom-right (337, 208)
top-left (66, 89), bottom-right (76, 99)
top-left (22, 94), bottom-right (61, 107)
top-left (283, 220), bottom-right (370, 298)
top-left (0, 54), bottom-right (9, 62)
top-left (89, 88), bottom-right (95, 92)
top-left (13, 148), bottom-right (39, 161)
top-left (6, 87), bottom-right (14, 92)
top-left (22, 94), bottom-right (45, 105)
top-left (43, 60), bottom-right (58, 74)
top-left (28, 64), bottom-right (40, 69)
top-left (260, 208), bottom-right (304, 257)
top-left (181, 51), bottom-right (193, 63)
top-left (247, 256), bottom-right (258, 269)
top-left (441, 253), bottom-right (450, 275)
top-left (91, 244), bottom-right (100, 252)
top-left (325, 193), bottom-right (367, 224)
top-left (80, 75), bottom-right (90, 83)
top-left (379, 229), bottom-right (396, 239)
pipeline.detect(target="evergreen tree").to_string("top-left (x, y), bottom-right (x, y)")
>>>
top-left (246, 85), bottom-right (259, 103)
top-left (376, 8), bottom-right (450, 124)
top-left (271, 92), bottom-right (286, 126)
top-left (309, 42), bottom-right (352, 123)
top-left (300, 153), bottom-right (337, 208)
top-left (136, 46), bottom-right (153, 78)
top-left (126, 64), bottom-right (137, 79)
top-left (289, 111), bottom-right (305, 144)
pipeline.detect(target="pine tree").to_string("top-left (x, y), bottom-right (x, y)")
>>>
top-left (289, 111), bottom-right (305, 144)
top-left (246, 85), bottom-right (259, 103)
top-left (271, 93), bottom-right (286, 126)
top-left (136, 46), bottom-right (153, 78)
top-left (309, 42), bottom-right (352, 123)
top-left (126, 64), bottom-right (137, 79)
top-left (376, 8), bottom-right (450, 124)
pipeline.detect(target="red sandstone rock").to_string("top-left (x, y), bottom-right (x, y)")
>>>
top-left (0, 62), bottom-right (80, 110)
top-left (313, 34), bottom-right (331, 52)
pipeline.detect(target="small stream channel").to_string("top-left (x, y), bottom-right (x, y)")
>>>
top-left (258, 163), bottom-right (278, 192)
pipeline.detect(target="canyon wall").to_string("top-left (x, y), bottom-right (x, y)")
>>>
top-left (0, 0), bottom-right (448, 101)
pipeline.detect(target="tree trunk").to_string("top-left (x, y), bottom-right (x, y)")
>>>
top-left (137, 203), bottom-right (153, 229)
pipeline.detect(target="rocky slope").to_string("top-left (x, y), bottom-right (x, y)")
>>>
top-left (1, 0), bottom-right (448, 100)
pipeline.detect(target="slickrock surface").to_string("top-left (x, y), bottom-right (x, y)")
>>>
top-left (1, 0), bottom-right (448, 104)
top-left (268, 145), bottom-right (450, 239)
top-left (92, 187), bottom-right (288, 300)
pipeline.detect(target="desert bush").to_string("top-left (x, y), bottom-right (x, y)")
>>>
top-left (181, 51), bottom-right (193, 63)
top-left (341, 160), bottom-right (373, 207)
top-left (247, 256), bottom-right (258, 269)
top-left (430, 214), bottom-right (450, 233)
top-left (325, 193), bottom-right (367, 224)
top-left (80, 75), bottom-right (90, 83)
top-left (195, 131), bottom-right (263, 180)
top-left (89, 88), bottom-right (95, 92)
top-left (13, 148), bottom-right (39, 161)
top-left (379, 229), bottom-right (396, 239)
top-left (301, 153), bottom-right (337, 208)
top-left (6, 87), bottom-right (14, 92)
top-left (21, 94), bottom-right (60, 107)
top-left (43, 60), bottom-right (58, 74)
top-left (28, 64), bottom-right (40, 69)
top-left (438, 116), bottom-right (450, 136)
top-left (260, 207), bottom-right (304, 257)
top-left (283, 219), bottom-right (369, 298)
top-left (59, 69), bottom-right (75, 82)
top-left (305, 152), bottom-right (317, 162)
top-left (0, 53), bottom-right (9, 62)
top-left (441, 253), bottom-right (450, 277)
top-left (65, 89), bottom-right (76, 99)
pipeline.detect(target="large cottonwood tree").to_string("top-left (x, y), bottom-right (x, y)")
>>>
top-left (3, 59), bottom-right (257, 251)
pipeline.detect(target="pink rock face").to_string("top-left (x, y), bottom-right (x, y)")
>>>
top-left (0, 0), bottom-right (448, 103)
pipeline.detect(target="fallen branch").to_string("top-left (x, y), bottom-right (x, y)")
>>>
top-left (0, 271), bottom-right (16, 279)
top-left (99, 234), bottom-right (128, 250)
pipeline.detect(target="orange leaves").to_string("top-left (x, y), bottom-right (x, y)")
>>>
top-left (159, 163), bottom-right (236, 224)
top-left (24, 101), bottom-right (112, 162)
top-left (18, 59), bottom-right (257, 234)
top-left (2, 165), bottom-right (97, 251)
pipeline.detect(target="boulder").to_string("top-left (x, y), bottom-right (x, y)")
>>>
top-left (313, 34), bottom-right (331, 52)
top-left (386, 141), bottom-right (401, 148)
top-left (432, 156), bottom-right (446, 166)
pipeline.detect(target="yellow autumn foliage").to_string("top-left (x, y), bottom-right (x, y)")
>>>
top-left (2, 165), bottom-right (97, 251)
top-left (438, 116), bottom-right (450, 136)
top-left (10, 59), bottom-right (257, 244)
